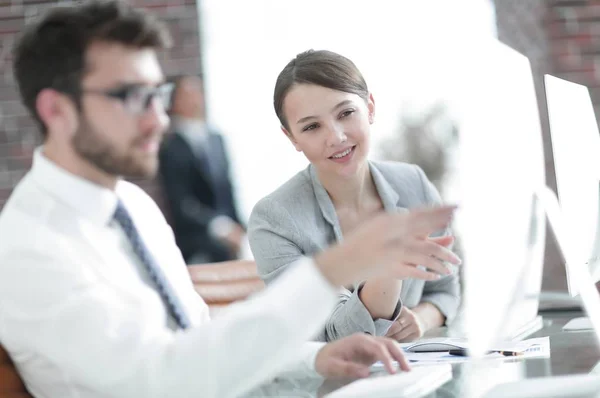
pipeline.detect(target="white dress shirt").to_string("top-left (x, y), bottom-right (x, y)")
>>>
top-left (171, 116), bottom-right (208, 154)
top-left (0, 148), bottom-right (335, 398)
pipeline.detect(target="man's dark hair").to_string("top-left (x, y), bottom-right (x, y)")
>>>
top-left (13, 0), bottom-right (172, 136)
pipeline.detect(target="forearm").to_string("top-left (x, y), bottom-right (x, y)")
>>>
top-left (319, 287), bottom-right (403, 341)
top-left (358, 278), bottom-right (403, 320)
top-left (412, 302), bottom-right (445, 330)
top-left (275, 342), bottom-right (326, 378)
top-left (314, 245), bottom-right (403, 315)
top-left (10, 258), bottom-right (337, 398)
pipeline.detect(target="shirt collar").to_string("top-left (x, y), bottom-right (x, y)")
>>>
top-left (30, 147), bottom-right (119, 226)
top-left (172, 117), bottom-right (207, 138)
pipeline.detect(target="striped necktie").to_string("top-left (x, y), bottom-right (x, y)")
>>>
top-left (113, 200), bottom-right (191, 329)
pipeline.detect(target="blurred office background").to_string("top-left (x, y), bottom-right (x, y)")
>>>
top-left (0, 0), bottom-right (596, 292)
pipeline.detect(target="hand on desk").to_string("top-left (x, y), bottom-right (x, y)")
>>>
top-left (386, 307), bottom-right (426, 342)
top-left (315, 334), bottom-right (410, 378)
top-left (386, 303), bottom-right (446, 342)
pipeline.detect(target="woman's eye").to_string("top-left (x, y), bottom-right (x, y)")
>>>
top-left (340, 110), bottom-right (355, 118)
top-left (303, 123), bottom-right (318, 132)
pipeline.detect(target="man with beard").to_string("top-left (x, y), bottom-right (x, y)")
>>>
top-left (0, 1), bottom-right (459, 397)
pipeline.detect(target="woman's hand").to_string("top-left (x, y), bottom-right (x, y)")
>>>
top-left (386, 303), bottom-right (446, 342)
top-left (315, 206), bottom-right (462, 287)
top-left (385, 307), bottom-right (426, 342)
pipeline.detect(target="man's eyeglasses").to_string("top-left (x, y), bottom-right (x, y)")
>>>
top-left (81, 82), bottom-right (174, 115)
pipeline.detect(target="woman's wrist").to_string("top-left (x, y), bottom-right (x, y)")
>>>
top-left (358, 278), bottom-right (403, 320)
top-left (412, 302), bottom-right (445, 330)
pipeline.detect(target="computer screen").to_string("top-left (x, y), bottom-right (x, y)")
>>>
top-left (449, 38), bottom-right (547, 357)
top-left (544, 75), bottom-right (600, 296)
top-left (538, 185), bottom-right (600, 347)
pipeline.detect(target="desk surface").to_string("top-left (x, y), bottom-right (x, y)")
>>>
top-left (243, 311), bottom-right (600, 397)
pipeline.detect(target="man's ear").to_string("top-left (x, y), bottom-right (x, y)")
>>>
top-left (36, 89), bottom-right (79, 139)
top-left (281, 126), bottom-right (302, 152)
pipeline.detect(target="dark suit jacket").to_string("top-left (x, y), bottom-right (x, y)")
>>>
top-left (159, 128), bottom-right (241, 263)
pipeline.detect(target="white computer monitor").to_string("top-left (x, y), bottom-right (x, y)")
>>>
top-left (448, 38), bottom-right (547, 357)
top-left (481, 180), bottom-right (600, 398)
top-left (544, 75), bottom-right (600, 296)
top-left (481, 75), bottom-right (600, 398)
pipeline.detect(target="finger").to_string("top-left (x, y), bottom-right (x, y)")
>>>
top-left (386, 319), bottom-right (404, 337)
top-left (395, 264), bottom-right (441, 281)
top-left (406, 206), bottom-right (457, 236)
top-left (388, 330), bottom-right (406, 342)
top-left (394, 326), bottom-right (417, 342)
top-left (360, 338), bottom-right (397, 374)
top-left (374, 342), bottom-right (397, 375)
top-left (429, 235), bottom-right (454, 247)
top-left (404, 252), bottom-right (449, 275)
top-left (382, 339), bottom-right (411, 372)
top-left (419, 240), bottom-right (461, 265)
top-left (388, 325), bottom-right (405, 338)
top-left (327, 359), bottom-right (371, 378)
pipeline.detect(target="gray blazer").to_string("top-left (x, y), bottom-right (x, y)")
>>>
top-left (248, 160), bottom-right (460, 342)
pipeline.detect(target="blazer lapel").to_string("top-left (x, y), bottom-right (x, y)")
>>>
top-left (309, 165), bottom-right (344, 242)
top-left (369, 162), bottom-right (403, 213)
top-left (369, 162), bottom-right (418, 299)
top-left (309, 161), bottom-right (418, 297)
top-left (204, 133), bottom-right (227, 179)
top-left (309, 161), bottom-right (411, 243)
top-left (172, 133), bottom-right (217, 200)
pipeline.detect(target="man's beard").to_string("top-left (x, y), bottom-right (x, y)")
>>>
top-left (72, 116), bottom-right (160, 179)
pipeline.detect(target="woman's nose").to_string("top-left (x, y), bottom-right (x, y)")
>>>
top-left (326, 124), bottom-right (347, 147)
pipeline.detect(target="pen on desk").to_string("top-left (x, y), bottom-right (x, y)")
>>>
top-left (448, 349), bottom-right (522, 357)
top-left (496, 350), bottom-right (523, 357)
top-left (447, 349), bottom-right (469, 357)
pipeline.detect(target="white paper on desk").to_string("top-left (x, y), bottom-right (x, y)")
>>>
top-left (370, 351), bottom-right (496, 369)
top-left (406, 351), bottom-right (504, 364)
top-left (400, 336), bottom-right (549, 355)
top-left (371, 337), bottom-right (550, 369)
top-left (370, 353), bottom-right (495, 370)
top-left (489, 336), bottom-right (550, 358)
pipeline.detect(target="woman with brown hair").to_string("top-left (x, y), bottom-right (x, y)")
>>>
top-left (248, 49), bottom-right (461, 343)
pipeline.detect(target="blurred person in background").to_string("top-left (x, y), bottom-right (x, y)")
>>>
top-left (0, 2), bottom-right (460, 397)
top-left (249, 49), bottom-right (462, 343)
top-left (159, 75), bottom-right (245, 264)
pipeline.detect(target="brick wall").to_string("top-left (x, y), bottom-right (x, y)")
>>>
top-left (494, 0), bottom-right (600, 292)
top-left (543, 0), bottom-right (600, 290)
top-left (547, 0), bottom-right (600, 121)
top-left (0, 0), bottom-right (203, 213)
